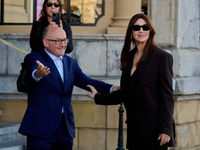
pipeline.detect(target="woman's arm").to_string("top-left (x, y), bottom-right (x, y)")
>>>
top-left (63, 22), bottom-right (73, 54)
top-left (87, 85), bottom-right (123, 105)
top-left (157, 52), bottom-right (174, 140)
top-left (30, 21), bottom-right (44, 52)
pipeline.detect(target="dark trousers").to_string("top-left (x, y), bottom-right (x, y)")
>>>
top-left (27, 115), bottom-right (73, 150)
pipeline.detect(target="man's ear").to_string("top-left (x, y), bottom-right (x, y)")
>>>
top-left (43, 39), bottom-right (48, 47)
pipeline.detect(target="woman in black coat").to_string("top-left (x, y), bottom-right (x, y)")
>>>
top-left (30, 0), bottom-right (73, 54)
top-left (87, 13), bottom-right (176, 150)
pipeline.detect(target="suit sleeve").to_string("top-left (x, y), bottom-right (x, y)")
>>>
top-left (158, 52), bottom-right (174, 138)
top-left (23, 53), bottom-right (40, 85)
top-left (95, 90), bottom-right (123, 105)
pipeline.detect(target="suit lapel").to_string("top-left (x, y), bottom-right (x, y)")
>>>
top-left (62, 55), bottom-right (70, 92)
top-left (62, 55), bottom-right (67, 83)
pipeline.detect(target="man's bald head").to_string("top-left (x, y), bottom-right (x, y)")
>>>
top-left (42, 26), bottom-right (67, 57)
top-left (42, 26), bottom-right (66, 40)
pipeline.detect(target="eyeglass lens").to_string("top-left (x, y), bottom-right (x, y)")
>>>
top-left (132, 25), bottom-right (150, 31)
top-left (55, 39), bottom-right (68, 45)
top-left (46, 2), bottom-right (61, 8)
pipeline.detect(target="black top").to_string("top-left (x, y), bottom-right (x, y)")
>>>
top-left (30, 17), bottom-right (73, 54)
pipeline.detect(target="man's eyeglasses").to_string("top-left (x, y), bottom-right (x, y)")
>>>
top-left (47, 39), bottom-right (68, 45)
top-left (132, 25), bottom-right (150, 31)
top-left (46, 2), bottom-right (61, 8)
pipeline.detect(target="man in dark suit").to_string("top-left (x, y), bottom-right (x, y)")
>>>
top-left (18, 26), bottom-right (117, 150)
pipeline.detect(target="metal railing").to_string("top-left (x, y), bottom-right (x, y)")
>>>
top-left (116, 103), bottom-right (125, 150)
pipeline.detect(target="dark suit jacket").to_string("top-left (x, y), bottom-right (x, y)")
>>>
top-left (18, 49), bottom-right (112, 139)
top-left (95, 46), bottom-right (175, 149)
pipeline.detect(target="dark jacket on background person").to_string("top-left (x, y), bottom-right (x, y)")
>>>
top-left (30, 17), bottom-right (73, 54)
top-left (94, 46), bottom-right (176, 150)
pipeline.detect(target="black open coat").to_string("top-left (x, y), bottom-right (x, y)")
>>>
top-left (95, 46), bottom-right (175, 150)
top-left (30, 17), bottom-right (73, 54)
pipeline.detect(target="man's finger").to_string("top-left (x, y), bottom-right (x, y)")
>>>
top-left (36, 60), bottom-right (44, 67)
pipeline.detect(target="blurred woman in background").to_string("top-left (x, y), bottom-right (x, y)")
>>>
top-left (30, 0), bottom-right (73, 54)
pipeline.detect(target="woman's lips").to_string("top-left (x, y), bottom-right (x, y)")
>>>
top-left (138, 35), bottom-right (145, 38)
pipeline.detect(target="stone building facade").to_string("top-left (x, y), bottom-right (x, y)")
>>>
top-left (0, 0), bottom-right (200, 150)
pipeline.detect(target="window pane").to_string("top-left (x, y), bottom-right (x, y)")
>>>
top-left (4, 0), bottom-right (34, 23)
top-left (141, 0), bottom-right (148, 15)
top-left (0, 1), bottom-right (1, 23)
top-left (36, 0), bottom-right (43, 21)
top-left (61, 0), bottom-right (104, 24)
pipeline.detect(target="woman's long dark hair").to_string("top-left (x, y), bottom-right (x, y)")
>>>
top-left (39, 0), bottom-right (65, 21)
top-left (120, 13), bottom-right (156, 70)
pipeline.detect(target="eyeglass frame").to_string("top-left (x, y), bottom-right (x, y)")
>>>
top-left (46, 2), bottom-right (61, 8)
top-left (46, 38), bottom-right (69, 45)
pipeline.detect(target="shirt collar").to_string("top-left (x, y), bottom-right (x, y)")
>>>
top-left (44, 48), bottom-right (63, 61)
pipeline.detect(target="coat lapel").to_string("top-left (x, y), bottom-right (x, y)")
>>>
top-left (129, 49), bottom-right (152, 94)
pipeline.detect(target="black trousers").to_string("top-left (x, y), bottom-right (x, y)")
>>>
top-left (27, 114), bottom-right (73, 150)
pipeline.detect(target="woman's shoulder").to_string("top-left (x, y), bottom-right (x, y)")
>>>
top-left (154, 45), bottom-right (172, 57)
top-left (33, 18), bottom-right (49, 25)
top-left (63, 21), bottom-right (71, 29)
top-left (32, 19), bottom-right (43, 24)
top-left (32, 20), bottom-right (43, 28)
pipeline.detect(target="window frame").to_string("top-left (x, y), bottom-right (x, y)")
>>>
top-left (69, 0), bottom-right (105, 26)
top-left (0, 0), bottom-right (37, 25)
top-left (0, 0), bottom-right (105, 26)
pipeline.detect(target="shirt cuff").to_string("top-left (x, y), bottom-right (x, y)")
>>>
top-left (110, 85), bottom-right (115, 93)
top-left (32, 69), bottom-right (42, 82)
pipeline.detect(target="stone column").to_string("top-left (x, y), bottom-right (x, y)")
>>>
top-left (107, 0), bottom-right (141, 34)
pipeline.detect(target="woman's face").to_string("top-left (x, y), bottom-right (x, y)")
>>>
top-left (45, 0), bottom-right (60, 18)
top-left (132, 18), bottom-right (150, 45)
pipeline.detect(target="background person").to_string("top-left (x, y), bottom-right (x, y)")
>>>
top-left (19, 26), bottom-right (119, 150)
top-left (30, 0), bottom-right (73, 54)
top-left (87, 13), bottom-right (175, 150)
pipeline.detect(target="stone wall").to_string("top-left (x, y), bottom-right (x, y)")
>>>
top-left (149, 0), bottom-right (200, 150)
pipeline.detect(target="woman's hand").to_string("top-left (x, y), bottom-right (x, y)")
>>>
top-left (59, 20), bottom-right (63, 29)
top-left (48, 22), bottom-right (58, 27)
top-left (87, 85), bottom-right (98, 99)
top-left (48, 20), bottom-right (62, 28)
top-left (158, 133), bottom-right (171, 146)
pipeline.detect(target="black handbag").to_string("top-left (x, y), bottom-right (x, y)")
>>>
top-left (16, 62), bottom-right (27, 93)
